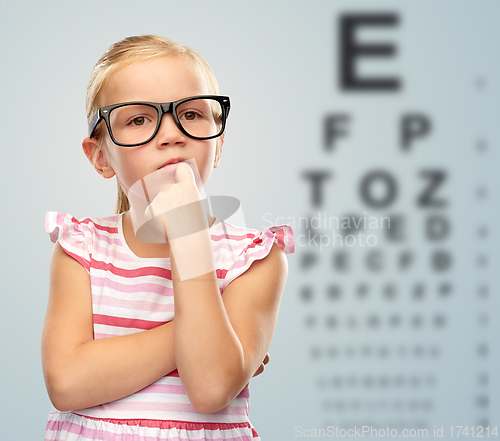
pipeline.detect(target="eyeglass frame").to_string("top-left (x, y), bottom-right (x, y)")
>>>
top-left (88, 94), bottom-right (231, 147)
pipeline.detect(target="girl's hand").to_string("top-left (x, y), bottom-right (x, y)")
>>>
top-left (144, 162), bottom-right (205, 240)
top-left (241, 352), bottom-right (270, 392)
top-left (145, 162), bottom-right (215, 280)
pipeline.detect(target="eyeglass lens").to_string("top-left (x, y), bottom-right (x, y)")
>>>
top-left (109, 98), bottom-right (223, 145)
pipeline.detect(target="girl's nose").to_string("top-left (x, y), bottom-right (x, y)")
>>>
top-left (156, 113), bottom-right (187, 146)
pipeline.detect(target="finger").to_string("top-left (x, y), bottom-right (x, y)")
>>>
top-left (252, 363), bottom-right (264, 377)
top-left (263, 353), bottom-right (270, 364)
top-left (144, 185), bottom-right (172, 222)
top-left (174, 162), bottom-right (195, 184)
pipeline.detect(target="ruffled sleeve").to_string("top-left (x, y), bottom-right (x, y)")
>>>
top-left (221, 224), bottom-right (294, 292)
top-left (45, 211), bottom-right (93, 274)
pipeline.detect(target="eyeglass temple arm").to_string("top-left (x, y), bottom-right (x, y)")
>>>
top-left (88, 110), bottom-right (101, 138)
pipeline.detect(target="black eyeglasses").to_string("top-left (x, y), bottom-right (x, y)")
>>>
top-left (88, 95), bottom-right (230, 147)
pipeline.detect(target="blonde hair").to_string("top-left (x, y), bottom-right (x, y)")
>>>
top-left (85, 35), bottom-right (221, 215)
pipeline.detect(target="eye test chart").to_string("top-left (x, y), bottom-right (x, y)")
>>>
top-left (267, 3), bottom-right (500, 439)
top-left (0, 1), bottom-right (499, 440)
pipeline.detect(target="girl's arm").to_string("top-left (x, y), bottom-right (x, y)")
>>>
top-left (41, 241), bottom-right (178, 412)
top-left (171, 238), bottom-right (288, 414)
top-left (42, 241), bottom-right (267, 412)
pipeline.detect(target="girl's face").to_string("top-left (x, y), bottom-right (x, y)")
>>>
top-left (88, 55), bottom-right (223, 195)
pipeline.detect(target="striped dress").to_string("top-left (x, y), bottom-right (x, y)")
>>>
top-left (43, 211), bottom-right (295, 441)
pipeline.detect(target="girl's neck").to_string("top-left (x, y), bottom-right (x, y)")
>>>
top-left (121, 210), bottom-right (216, 259)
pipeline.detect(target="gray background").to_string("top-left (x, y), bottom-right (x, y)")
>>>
top-left (0, 0), bottom-right (498, 439)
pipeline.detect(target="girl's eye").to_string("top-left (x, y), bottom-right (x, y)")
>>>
top-left (181, 111), bottom-right (200, 121)
top-left (125, 115), bottom-right (154, 127)
top-left (131, 116), bottom-right (147, 126)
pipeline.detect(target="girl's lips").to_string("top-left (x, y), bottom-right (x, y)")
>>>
top-left (161, 162), bottom-right (180, 169)
top-left (159, 158), bottom-right (187, 169)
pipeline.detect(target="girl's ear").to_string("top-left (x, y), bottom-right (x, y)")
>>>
top-left (213, 132), bottom-right (225, 168)
top-left (82, 137), bottom-right (116, 179)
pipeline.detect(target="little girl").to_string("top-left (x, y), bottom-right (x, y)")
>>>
top-left (42, 35), bottom-right (295, 440)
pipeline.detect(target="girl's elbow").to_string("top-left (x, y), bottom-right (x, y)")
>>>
top-left (192, 394), bottom-right (229, 414)
top-left (190, 387), bottom-right (225, 414)
top-left (44, 372), bottom-right (77, 412)
top-left (50, 395), bottom-right (73, 413)
top-left (192, 399), bottom-right (218, 414)
top-left (183, 360), bottom-right (245, 413)
top-left (188, 378), bottom-right (233, 414)
top-left (47, 385), bottom-right (72, 412)
top-left (192, 379), bottom-right (242, 414)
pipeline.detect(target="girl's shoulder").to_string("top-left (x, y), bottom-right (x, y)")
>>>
top-left (211, 219), bottom-right (295, 293)
top-left (45, 211), bottom-right (121, 273)
top-left (212, 218), bottom-right (294, 253)
top-left (45, 211), bottom-right (120, 230)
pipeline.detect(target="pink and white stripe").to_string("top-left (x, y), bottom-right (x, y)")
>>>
top-left (44, 211), bottom-right (294, 439)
